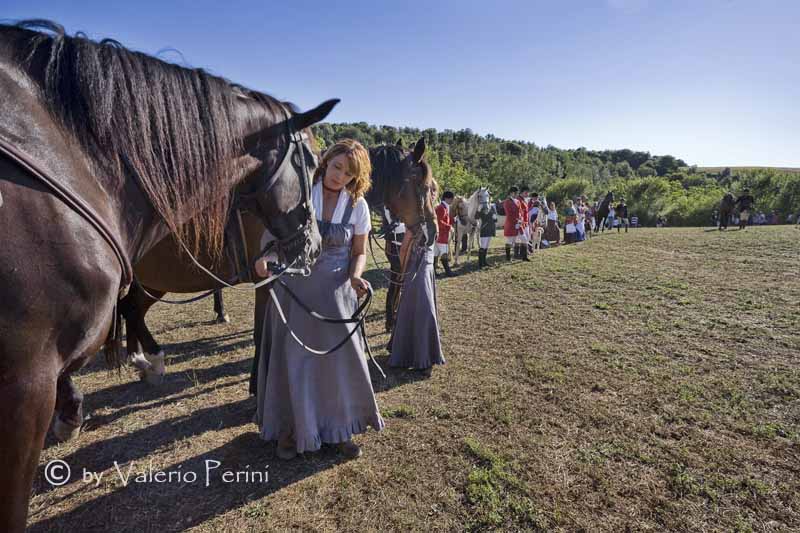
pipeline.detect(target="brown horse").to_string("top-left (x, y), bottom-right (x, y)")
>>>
top-left (0, 20), bottom-right (335, 532)
top-left (120, 140), bottom-right (437, 396)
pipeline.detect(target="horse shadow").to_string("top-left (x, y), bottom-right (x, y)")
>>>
top-left (30, 423), bottom-right (343, 532)
top-left (43, 332), bottom-right (259, 448)
top-left (78, 329), bottom-right (255, 377)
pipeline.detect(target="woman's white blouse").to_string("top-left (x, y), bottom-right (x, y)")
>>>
top-left (312, 182), bottom-right (371, 235)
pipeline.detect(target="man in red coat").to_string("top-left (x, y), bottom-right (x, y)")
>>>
top-left (434, 190), bottom-right (455, 277)
top-left (516, 185), bottom-right (531, 261)
top-left (502, 186), bottom-right (520, 262)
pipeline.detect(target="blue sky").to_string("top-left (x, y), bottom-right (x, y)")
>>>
top-left (4, 0), bottom-right (798, 166)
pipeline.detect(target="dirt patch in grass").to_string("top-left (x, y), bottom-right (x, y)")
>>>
top-left (30, 227), bottom-right (800, 532)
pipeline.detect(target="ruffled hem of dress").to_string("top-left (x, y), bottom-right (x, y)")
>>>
top-left (257, 413), bottom-right (385, 454)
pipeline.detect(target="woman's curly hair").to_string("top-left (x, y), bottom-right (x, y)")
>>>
top-left (314, 139), bottom-right (372, 205)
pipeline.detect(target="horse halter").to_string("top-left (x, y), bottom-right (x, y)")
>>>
top-left (237, 107), bottom-right (316, 277)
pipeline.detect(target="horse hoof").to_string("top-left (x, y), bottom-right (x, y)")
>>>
top-left (138, 351), bottom-right (165, 385)
top-left (129, 351), bottom-right (153, 372)
top-left (216, 314), bottom-right (230, 324)
top-left (52, 417), bottom-right (81, 442)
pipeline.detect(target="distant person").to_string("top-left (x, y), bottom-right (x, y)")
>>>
top-left (615, 197), bottom-right (629, 233)
top-left (606, 204), bottom-right (616, 230)
top-left (516, 186), bottom-right (531, 261)
top-left (434, 190), bottom-right (455, 276)
top-left (735, 188), bottom-right (754, 230)
top-left (563, 200), bottom-right (578, 244)
top-left (543, 200), bottom-right (560, 245)
top-left (503, 186), bottom-right (522, 261)
top-left (476, 191), bottom-right (497, 268)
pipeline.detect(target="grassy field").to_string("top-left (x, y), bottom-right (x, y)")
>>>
top-left (30, 226), bottom-right (800, 532)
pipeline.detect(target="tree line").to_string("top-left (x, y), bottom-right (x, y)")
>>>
top-left (312, 122), bottom-right (800, 226)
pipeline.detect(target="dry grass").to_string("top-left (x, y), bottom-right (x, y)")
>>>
top-left (30, 226), bottom-right (800, 532)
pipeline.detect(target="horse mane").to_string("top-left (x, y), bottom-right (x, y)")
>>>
top-left (4, 20), bottom-right (285, 257)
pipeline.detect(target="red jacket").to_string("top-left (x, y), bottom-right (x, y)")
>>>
top-left (503, 197), bottom-right (520, 237)
top-left (435, 202), bottom-right (452, 244)
top-left (517, 197), bottom-right (528, 228)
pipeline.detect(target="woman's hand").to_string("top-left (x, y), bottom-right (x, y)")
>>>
top-left (350, 276), bottom-right (371, 298)
top-left (254, 257), bottom-right (272, 278)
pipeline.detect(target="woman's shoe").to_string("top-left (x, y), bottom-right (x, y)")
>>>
top-left (337, 440), bottom-right (362, 459)
top-left (276, 435), bottom-right (297, 460)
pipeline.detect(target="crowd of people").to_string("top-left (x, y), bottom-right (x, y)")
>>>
top-left (430, 186), bottom-right (633, 273)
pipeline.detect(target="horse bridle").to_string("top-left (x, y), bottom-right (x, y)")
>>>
top-left (237, 109), bottom-right (316, 278)
top-left (159, 109), bottom-right (318, 296)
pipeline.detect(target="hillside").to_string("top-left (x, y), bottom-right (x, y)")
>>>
top-left (313, 123), bottom-right (800, 226)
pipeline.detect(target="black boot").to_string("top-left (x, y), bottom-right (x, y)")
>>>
top-left (433, 256), bottom-right (440, 275)
top-left (521, 245), bottom-right (531, 262)
top-left (441, 257), bottom-right (454, 277)
top-left (478, 249), bottom-right (486, 268)
top-left (505, 244), bottom-right (512, 262)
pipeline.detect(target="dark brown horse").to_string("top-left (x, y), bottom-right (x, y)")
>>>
top-left (119, 140), bottom-right (437, 395)
top-left (594, 191), bottom-right (614, 233)
top-left (0, 20), bottom-right (335, 532)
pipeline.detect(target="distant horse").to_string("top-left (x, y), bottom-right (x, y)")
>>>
top-left (719, 192), bottom-right (735, 230)
top-left (594, 191), bottom-right (614, 233)
top-left (450, 190), bottom-right (481, 265)
top-left (0, 20), bottom-right (334, 531)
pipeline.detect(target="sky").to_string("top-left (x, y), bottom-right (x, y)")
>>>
top-left (4, 0), bottom-right (798, 167)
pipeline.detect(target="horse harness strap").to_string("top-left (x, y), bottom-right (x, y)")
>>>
top-left (0, 135), bottom-right (133, 295)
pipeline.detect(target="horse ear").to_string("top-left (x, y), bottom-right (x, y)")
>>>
top-left (412, 137), bottom-right (426, 163)
top-left (293, 98), bottom-right (340, 131)
top-left (396, 139), bottom-right (403, 148)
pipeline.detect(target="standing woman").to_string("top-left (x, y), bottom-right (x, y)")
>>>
top-left (543, 200), bottom-right (560, 246)
top-left (563, 200), bottom-right (578, 244)
top-left (388, 180), bottom-right (445, 371)
top-left (254, 139), bottom-right (383, 461)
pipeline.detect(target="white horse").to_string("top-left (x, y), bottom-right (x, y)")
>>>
top-left (450, 188), bottom-right (486, 265)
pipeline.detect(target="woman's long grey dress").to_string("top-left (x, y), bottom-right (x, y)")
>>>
top-left (255, 200), bottom-right (384, 453)
top-left (387, 243), bottom-right (445, 369)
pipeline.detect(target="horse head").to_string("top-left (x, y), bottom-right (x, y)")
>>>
top-left (236, 98), bottom-right (339, 272)
top-left (368, 137), bottom-right (438, 246)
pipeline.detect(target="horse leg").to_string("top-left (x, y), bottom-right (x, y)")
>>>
top-left (120, 285), bottom-right (165, 385)
top-left (213, 289), bottom-right (230, 323)
top-left (0, 364), bottom-right (57, 532)
top-left (452, 228), bottom-right (460, 266)
top-left (52, 365), bottom-right (85, 442)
